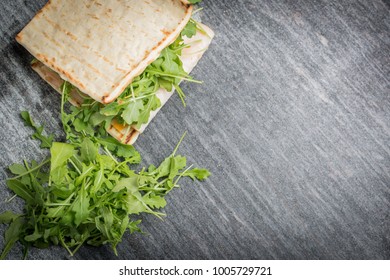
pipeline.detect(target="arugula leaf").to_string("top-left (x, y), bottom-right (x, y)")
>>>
top-left (0, 217), bottom-right (24, 260)
top-left (182, 168), bottom-right (211, 180)
top-left (21, 111), bottom-right (54, 148)
top-left (112, 177), bottom-right (138, 193)
top-left (80, 138), bottom-right (98, 162)
top-left (181, 20), bottom-right (197, 38)
top-left (121, 100), bottom-right (144, 125)
top-left (8, 163), bottom-right (27, 175)
top-left (128, 219), bottom-right (143, 234)
top-left (24, 228), bottom-right (42, 242)
top-left (71, 187), bottom-right (90, 226)
top-left (6, 180), bottom-right (35, 204)
top-left (134, 95), bottom-right (161, 129)
top-left (0, 211), bottom-right (21, 224)
top-left (50, 142), bottom-right (74, 172)
top-left (143, 194), bottom-right (167, 209)
top-left (96, 137), bottom-right (140, 161)
top-left (50, 165), bottom-right (68, 185)
top-left (100, 102), bottom-right (122, 116)
top-left (188, 0), bottom-right (203, 3)
top-left (125, 194), bottom-right (148, 215)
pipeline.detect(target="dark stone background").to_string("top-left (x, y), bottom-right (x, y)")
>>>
top-left (0, 0), bottom-right (389, 259)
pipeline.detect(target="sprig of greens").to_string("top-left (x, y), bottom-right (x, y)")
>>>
top-left (20, 111), bottom-right (54, 149)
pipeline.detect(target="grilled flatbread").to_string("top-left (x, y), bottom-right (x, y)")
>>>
top-left (17, 0), bottom-right (193, 104)
top-left (31, 23), bottom-right (214, 144)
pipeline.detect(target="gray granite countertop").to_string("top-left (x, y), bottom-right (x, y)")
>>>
top-left (0, 0), bottom-right (389, 260)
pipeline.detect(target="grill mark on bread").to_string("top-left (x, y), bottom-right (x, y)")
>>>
top-left (116, 67), bottom-right (127, 73)
top-left (41, 31), bottom-right (62, 48)
top-left (52, 50), bottom-right (114, 81)
top-left (87, 14), bottom-right (100, 20)
top-left (36, 53), bottom-right (87, 90)
top-left (161, 29), bottom-right (171, 36)
top-left (43, 15), bottom-right (78, 41)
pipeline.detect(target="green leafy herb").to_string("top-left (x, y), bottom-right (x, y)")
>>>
top-left (0, 217), bottom-right (24, 260)
top-left (1, 113), bottom-right (210, 259)
top-left (21, 111), bottom-right (54, 148)
top-left (181, 19), bottom-right (197, 38)
top-left (0, 211), bottom-right (21, 224)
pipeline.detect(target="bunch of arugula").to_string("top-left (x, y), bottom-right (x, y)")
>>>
top-left (0, 110), bottom-right (209, 259)
top-left (64, 18), bottom-right (204, 142)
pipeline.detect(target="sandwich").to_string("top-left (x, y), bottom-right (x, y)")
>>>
top-left (16, 0), bottom-right (214, 144)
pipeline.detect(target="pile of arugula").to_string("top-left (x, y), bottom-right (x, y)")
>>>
top-left (0, 108), bottom-right (209, 259)
top-left (0, 1), bottom-right (210, 259)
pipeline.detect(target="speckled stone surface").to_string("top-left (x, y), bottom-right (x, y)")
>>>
top-left (0, 0), bottom-right (389, 260)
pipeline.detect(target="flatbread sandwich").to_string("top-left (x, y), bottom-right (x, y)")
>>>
top-left (16, 0), bottom-right (214, 144)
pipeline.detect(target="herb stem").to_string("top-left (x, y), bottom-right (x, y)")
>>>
top-left (103, 146), bottom-right (119, 164)
top-left (5, 194), bottom-right (17, 203)
top-left (174, 164), bottom-right (194, 185)
top-left (68, 158), bottom-right (82, 175)
top-left (122, 91), bottom-right (159, 103)
top-left (172, 132), bottom-right (187, 156)
top-left (61, 82), bottom-right (68, 135)
top-left (59, 236), bottom-right (73, 256)
top-left (146, 70), bottom-right (203, 83)
top-left (174, 84), bottom-right (187, 107)
top-left (130, 84), bottom-right (135, 101)
top-left (71, 237), bottom-right (87, 256)
top-left (192, 7), bottom-right (204, 15)
top-left (8, 158), bottom-right (50, 180)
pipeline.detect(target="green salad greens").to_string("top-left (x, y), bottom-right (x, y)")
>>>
top-left (0, 109), bottom-right (210, 259)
